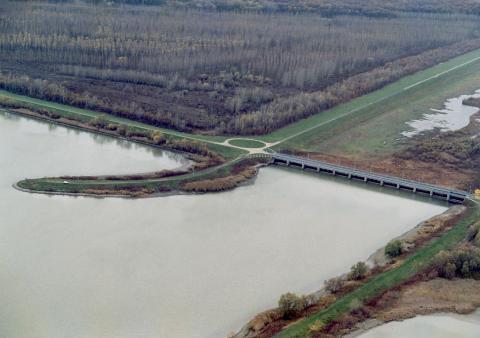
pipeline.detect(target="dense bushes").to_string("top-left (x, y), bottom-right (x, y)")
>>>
top-left (401, 129), bottom-right (480, 170)
top-left (431, 246), bottom-right (480, 279)
top-left (325, 277), bottom-right (344, 294)
top-left (385, 240), bottom-right (403, 258)
top-left (278, 293), bottom-right (308, 319)
top-left (348, 262), bottom-right (369, 280)
top-left (182, 166), bottom-right (256, 192)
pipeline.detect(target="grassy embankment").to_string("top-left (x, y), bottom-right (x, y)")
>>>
top-left (270, 48), bottom-right (480, 154)
top-left (4, 48), bottom-right (480, 195)
top-left (275, 200), bottom-right (479, 338)
top-left (281, 57), bottom-right (480, 159)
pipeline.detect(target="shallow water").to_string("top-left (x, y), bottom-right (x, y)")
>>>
top-left (402, 89), bottom-right (480, 138)
top-left (0, 111), bottom-right (447, 338)
top-left (358, 310), bottom-right (480, 338)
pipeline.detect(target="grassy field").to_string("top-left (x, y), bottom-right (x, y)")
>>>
top-left (228, 139), bottom-right (266, 148)
top-left (275, 201), bottom-right (479, 338)
top-left (280, 56), bottom-right (480, 158)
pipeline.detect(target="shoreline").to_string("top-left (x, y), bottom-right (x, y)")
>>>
top-left (233, 204), bottom-right (467, 337)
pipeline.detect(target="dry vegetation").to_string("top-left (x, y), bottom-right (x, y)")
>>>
top-left (2, 1), bottom-right (480, 134)
top-left (182, 161), bottom-right (258, 192)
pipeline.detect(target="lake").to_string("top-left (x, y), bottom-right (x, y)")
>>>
top-left (0, 110), bottom-right (447, 338)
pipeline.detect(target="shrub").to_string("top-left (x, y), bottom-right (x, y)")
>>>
top-left (467, 221), bottom-right (480, 246)
top-left (278, 292), bottom-right (307, 319)
top-left (385, 240), bottom-right (403, 258)
top-left (431, 246), bottom-right (480, 279)
top-left (117, 125), bottom-right (127, 136)
top-left (445, 262), bottom-right (457, 279)
top-left (88, 114), bottom-right (109, 128)
top-left (308, 320), bottom-right (325, 334)
top-left (348, 298), bottom-right (363, 311)
top-left (106, 123), bottom-right (117, 131)
top-left (151, 130), bottom-right (166, 145)
top-left (348, 262), bottom-right (368, 280)
top-left (325, 277), bottom-right (344, 294)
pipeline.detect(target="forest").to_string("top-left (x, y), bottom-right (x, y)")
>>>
top-left (2, 1), bottom-right (480, 134)
top-left (14, 0), bottom-right (480, 16)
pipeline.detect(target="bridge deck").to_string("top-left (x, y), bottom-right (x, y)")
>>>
top-left (271, 153), bottom-right (468, 203)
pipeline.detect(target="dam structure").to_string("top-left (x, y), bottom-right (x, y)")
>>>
top-left (270, 153), bottom-right (469, 203)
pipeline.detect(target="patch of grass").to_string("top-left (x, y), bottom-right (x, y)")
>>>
top-left (228, 139), bottom-right (266, 148)
top-left (275, 202), bottom-right (479, 338)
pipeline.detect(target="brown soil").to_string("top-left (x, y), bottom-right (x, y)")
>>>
top-left (301, 109), bottom-right (480, 191)
top-left (375, 278), bottom-right (480, 322)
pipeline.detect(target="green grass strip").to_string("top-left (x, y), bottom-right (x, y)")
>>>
top-left (275, 202), bottom-right (479, 338)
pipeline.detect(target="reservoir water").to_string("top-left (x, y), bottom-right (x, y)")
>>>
top-left (0, 110), bottom-right (447, 338)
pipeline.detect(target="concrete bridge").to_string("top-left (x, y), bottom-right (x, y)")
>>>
top-left (270, 153), bottom-right (469, 203)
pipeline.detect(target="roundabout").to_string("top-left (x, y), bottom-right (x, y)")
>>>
top-left (220, 138), bottom-right (280, 154)
top-left (227, 138), bottom-right (267, 149)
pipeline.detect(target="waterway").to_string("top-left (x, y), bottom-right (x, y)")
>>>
top-left (0, 110), bottom-right (447, 338)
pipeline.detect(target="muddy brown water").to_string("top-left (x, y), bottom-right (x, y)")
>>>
top-left (0, 110), bottom-right (447, 338)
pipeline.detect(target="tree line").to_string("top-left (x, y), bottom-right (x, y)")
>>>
top-left (13, 0), bottom-right (480, 17)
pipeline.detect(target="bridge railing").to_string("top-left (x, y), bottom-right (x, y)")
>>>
top-left (271, 153), bottom-right (469, 201)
